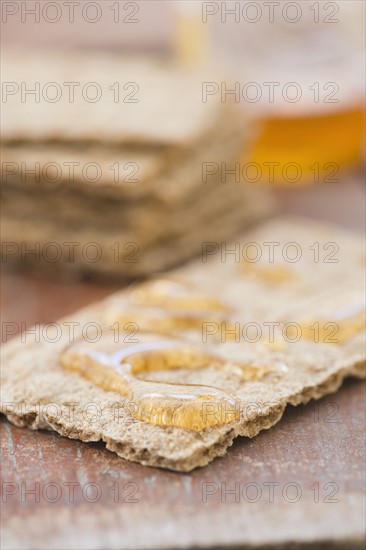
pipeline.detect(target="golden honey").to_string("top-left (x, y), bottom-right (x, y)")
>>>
top-left (173, 3), bottom-right (365, 186)
top-left (241, 261), bottom-right (298, 284)
top-left (236, 361), bottom-right (285, 380)
top-left (60, 334), bottom-right (281, 431)
top-left (247, 107), bottom-right (365, 186)
top-left (129, 279), bottom-right (230, 312)
top-left (290, 303), bottom-right (365, 344)
top-left (61, 336), bottom-right (240, 431)
top-left (109, 309), bottom-right (223, 336)
top-left (107, 278), bottom-right (231, 339)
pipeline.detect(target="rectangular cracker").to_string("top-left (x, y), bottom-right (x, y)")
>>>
top-left (0, 101), bottom-right (246, 202)
top-left (1, 107), bottom-right (272, 279)
top-left (1, 217), bottom-right (365, 471)
top-left (1, 182), bottom-right (272, 279)
top-left (1, 50), bottom-right (225, 147)
top-left (1, 143), bottom-right (168, 192)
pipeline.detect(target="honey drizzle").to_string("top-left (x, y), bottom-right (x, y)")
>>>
top-left (110, 311), bottom-right (223, 336)
top-left (241, 262), bottom-right (298, 284)
top-left (105, 278), bottom-right (232, 338)
top-left (129, 279), bottom-right (230, 312)
top-left (64, 279), bottom-right (292, 431)
top-left (297, 303), bottom-right (366, 344)
top-left (61, 340), bottom-right (240, 431)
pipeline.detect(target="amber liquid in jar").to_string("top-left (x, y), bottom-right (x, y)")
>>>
top-left (248, 106), bottom-right (365, 186)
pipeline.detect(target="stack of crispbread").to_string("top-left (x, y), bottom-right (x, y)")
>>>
top-left (1, 50), bottom-right (273, 280)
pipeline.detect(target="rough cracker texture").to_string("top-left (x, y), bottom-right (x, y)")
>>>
top-left (2, 50), bottom-right (225, 146)
top-left (1, 218), bottom-right (365, 471)
top-left (1, 104), bottom-right (274, 279)
top-left (1, 49), bottom-right (275, 281)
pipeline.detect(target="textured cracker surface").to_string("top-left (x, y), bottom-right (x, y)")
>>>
top-left (1, 104), bottom-right (274, 279)
top-left (1, 50), bottom-right (223, 146)
top-left (1, 218), bottom-right (365, 471)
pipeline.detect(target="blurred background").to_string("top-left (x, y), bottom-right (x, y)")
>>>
top-left (1, 0), bottom-right (365, 324)
top-left (2, 0), bottom-right (365, 185)
top-left (2, 0), bottom-right (365, 326)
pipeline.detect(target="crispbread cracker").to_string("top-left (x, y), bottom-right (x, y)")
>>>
top-left (1, 218), bottom-right (365, 471)
top-left (2, 50), bottom-right (224, 146)
top-left (1, 143), bottom-right (168, 190)
top-left (1, 182), bottom-right (272, 278)
top-left (1, 106), bottom-right (273, 279)
top-left (1, 99), bottom-right (244, 201)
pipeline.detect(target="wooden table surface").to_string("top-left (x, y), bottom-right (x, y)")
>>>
top-left (1, 179), bottom-right (365, 550)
